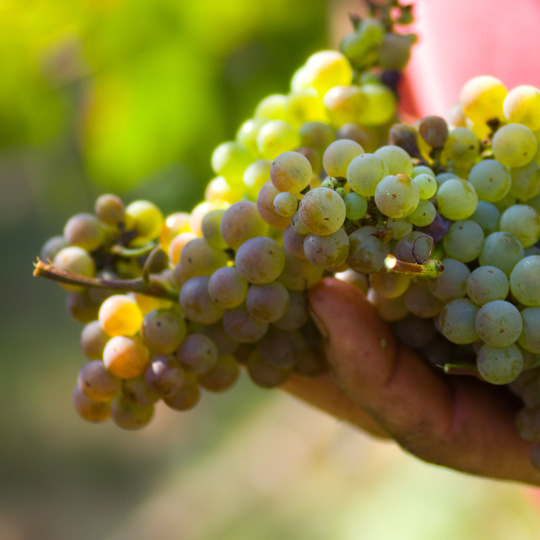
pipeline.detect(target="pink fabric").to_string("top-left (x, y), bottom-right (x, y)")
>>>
top-left (400, 0), bottom-right (540, 118)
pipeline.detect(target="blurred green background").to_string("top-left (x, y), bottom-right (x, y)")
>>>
top-left (2, 0), bottom-right (540, 538)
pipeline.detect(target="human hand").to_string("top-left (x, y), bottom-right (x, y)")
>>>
top-left (284, 277), bottom-right (540, 486)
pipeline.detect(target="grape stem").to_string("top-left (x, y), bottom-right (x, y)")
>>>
top-left (33, 259), bottom-right (179, 301)
top-left (443, 363), bottom-right (481, 377)
top-left (384, 254), bottom-right (444, 277)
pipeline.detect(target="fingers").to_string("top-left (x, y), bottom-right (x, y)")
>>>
top-left (305, 277), bottom-right (540, 486)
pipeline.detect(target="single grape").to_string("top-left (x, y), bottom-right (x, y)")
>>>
top-left (273, 290), bottom-right (310, 330)
top-left (201, 209), bottom-right (228, 250)
top-left (255, 94), bottom-right (288, 120)
top-left (412, 173), bottom-right (437, 200)
top-left (443, 127), bottom-right (479, 167)
top-left (369, 267), bottom-right (411, 299)
top-left (442, 220), bottom-right (484, 262)
top-left (436, 179), bottom-right (478, 221)
top-left (243, 159), bottom-right (271, 200)
top-left (73, 386), bottom-right (111, 423)
top-left (125, 200), bottom-right (164, 246)
top-left (66, 290), bottom-right (99, 323)
top-left (503, 85), bottom-right (540, 130)
top-left (273, 192), bottom-right (298, 218)
top-left (270, 151), bottom-right (312, 193)
top-left (356, 83), bottom-right (397, 126)
top-left (223, 305), bottom-right (269, 343)
top-left (374, 174), bottom-right (420, 219)
top-left (438, 298), bottom-right (479, 345)
top-left (419, 116), bottom-right (448, 148)
top-left (247, 349), bottom-right (292, 388)
top-left (475, 300), bottom-right (523, 347)
top-left (374, 145), bottom-right (413, 176)
top-left (323, 139), bottom-right (364, 178)
top-left (408, 200), bottom-right (436, 227)
top-left (298, 187), bottom-right (347, 236)
top-left (123, 376), bottom-right (160, 406)
top-left (211, 141), bottom-right (251, 184)
top-left (304, 228), bottom-right (350, 268)
top-left (367, 289), bottom-right (409, 321)
top-left (53, 246), bottom-right (96, 290)
top-left (198, 355), bottom-right (240, 392)
top-left (428, 258), bottom-right (470, 302)
top-left (346, 153), bottom-right (389, 196)
top-left (144, 354), bottom-right (185, 397)
top-left (346, 226), bottom-right (389, 274)
top-left (519, 308), bottom-right (540, 354)
top-left (509, 161), bottom-right (540, 200)
top-left (64, 213), bottom-right (105, 253)
top-left (467, 159), bottom-right (511, 202)
top-left (477, 344), bottom-right (523, 385)
top-left (298, 121), bottom-right (335, 153)
top-left (164, 372), bottom-right (201, 411)
top-left (278, 250), bottom-right (324, 290)
top-left (459, 75), bottom-right (507, 124)
top-left (479, 232), bottom-right (525, 276)
top-left (469, 201), bottom-right (500, 235)
top-left (180, 276), bottom-right (224, 324)
top-left (256, 120), bottom-right (300, 160)
top-left (208, 266), bottom-right (248, 309)
top-left (393, 231), bottom-right (433, 263)
top-left (180, 237), bottom-right (228, 278)
top-left (140, 308), bottom-right (187, 354)
top-left (246, 282), bottom-right (290, 323)
top-left (257, 181), bottom-right (293, 228)
top-left (78, 360), bottom-right (121, 402)
top-left (492, 123), bottom-right (537, 167)
top-left (509, 256), bottom-right (540, 306)
top-left (111, 394), bottom-right (154, 430)
top-left (258, 327), bottom-right (303, 369)
top-left (499, 204), bottom-right (540, 248)
top-left (302, 50), bottom-right (353, 96)
top-left (40, 235), bottom-right (68, 263)
top-left (235, 237), bottom-right (285, 284)
top-left (404, 279), bottom-right (444, 318)
top-left (467, 266), bottom-right (509, 305)
top-left (221, 201), bottom-right (268, 250)
top-left (344, 192), bottom-right (368, 220)
top-left (103, 336), bottom-right (150, 379)
top-left (323, 84), bottom-right (366, 128)
top-left (95, 194), bottom-right (125, 227)
top-left (282, 226), bottom-right (307, 260)
top-left (80, 320), bottom-right (110, 360)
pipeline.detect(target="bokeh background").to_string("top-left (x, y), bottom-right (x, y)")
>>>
top-left (2, 0), bottom-right (540, 539)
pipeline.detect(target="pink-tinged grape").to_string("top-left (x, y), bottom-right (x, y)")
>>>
top-left (235, 237), bottom-right (285, 284)
top-left (499, 204), bottom-right (540, 248)
top-left (190, 201), bottom-right (228, 237)
top-left (273, 290), bottom-right (309, 330)
top-left (140, 308), bottom-right (187, 354)
top-left (95, 194), bottom-right (125, 227)
top-left (180, 238), bottom-right (228, 278)
top-left (304, 228), bottom-right (350, 268)
top-left (459, 75), bottom-right (507, 124)
top-left (323, 84), bottom-right (366, 128)
top-left (64, 213), bottom-right (105, 252)
top-left (323, 139), bottom-right (364, 178)
top-left (123, 376), bottom-right (160, 406)
top-left (198, 355), bottom-right (240, 392)
top-left (278, 251), bottom-right (324, 291)
top-left (408, 200), bottom-right (436, 227)
top-left (220, 201), bottom-right (268, 250)
top-left (81, 320), bottom-right (110, 360)
top-left (168, 232), bottom-right (197, 267)
top-left (41, 235), bottom-right (68, 263)
top-left (111, 394), bottom-right (154, 430)
top-left (78, 360), bottom-right (121, 402)
top-left (223, 306), bottom-right (269, 343)
top-left (367, 289), bottom-right (409, 322)
top-left (477, 344), bottom-right (523, 385)
top-left (347, 153), bottom-right (388, 196)
top-left (144, 354), bottom-right (185, 397)
top-left (198, 323), bottom-right (239, 357)
top-left (201, 209), bottom-right (228, 250)
top-left (247, 349), bottom-right (291, 388)
top-left (257, 182), bottom-right (292, 229)
top-left (125, 200), bottom-right (163, 246)
top-left (519, 308), bottom-right (540, 354)
top-left (246, 282), bottom-right (289, 323)
top-left (164, 372), bottom-right (201, 411)
top-left (211, 141), bottom-right (251, 185)
top-left (53, 246), bottom-right (96, 290)
top-left (419, 116), bottom-right (448, 148)
top-left (273, 192), bottom-right (298, 217)
top-left (256, 120), bottom-right (300, 160)
top-left (374, 145), bottom-right (413, 176)
top-left (208, 266), bottom-right (248, 309)
top-left (73, 386), bottom-right (111, 423)
top-left (475, 300), bottom-right (523, 347)
top-left (177, 333), bottom-right (218, 374)
top-left (438, 298), bottom-right (479, 345)
top-left (466, 266), bottom-right (509, 305)
top-left (428, 258), bottom-right (470, 302)
top-left (258, 327), bottom-right (303, 369)
top-left (298, 187), bottom-right (346, 235)
top-left (98, 294), bottom-right (143, 337)
top-left (374, 174), bottom-right (420, 218)
top-left (492, 123), bottom-right (537, 167)
top-left (404, 279), bottom-right (444, 318)
top-left (336, 123), bottom-right (377, 152)
top-left (467, 159), bottom-right (511, 202)
top-left (298, 121), bottom-right (335, 153)
top-left (103, 336), bottom-right (150, 379)
top-left (437, 179), bottom-right (478, 221)
top-left (443, 127), bottom-right (479, 167)
top-left (282, 226), bottom-right (307, 260)
top-left (479, 232), bottom-right (524, 276)
top-left (180, 276), bottom-right (224, 324)
top-left (346, 225), bottom-right (389, 274)
top-left (509, 256), bottom-right (540, 306)
top-left (66, 290), bottom-right (99, 323)
top-left (469, 201), bottom-right (500, 235)
top-left (442, 220), bottom-right (484, 262)
top-left (270, 151), bottom-right (312, 194)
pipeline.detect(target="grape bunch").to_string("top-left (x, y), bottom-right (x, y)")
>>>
top-left (34, 1), bottom-right (540, 470)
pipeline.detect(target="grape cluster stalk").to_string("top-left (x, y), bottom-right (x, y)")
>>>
top-left (34, 1), bottom-right (540, 471)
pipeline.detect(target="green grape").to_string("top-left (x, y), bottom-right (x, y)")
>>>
top-left (278, 251), bottom-right (324, 291)
top-left (418, 116), bottom-right (448, 149)
top-left (477, 343), bottom-right (523, 385)
top-left (374, 145), bottom-right (413, 175)
top-left (503, 85), bottom-right (540, 131)
top-left (273, 191), bottom-right (298, 217)
top-left (408, 200), bottom-right (436, 226)
top-left (66, 290), bottom-right (99, 323)
top-left (53, 246), bottom-right (96, 290)
top-left (344, 192), bottom-right (368, 220)
top-left (467, 266), bottom-right (509, 305)
top-left (220, 201), bottom-right (268, 251)
top-left (180, 276), bottom-right (224, 324)
top-left (208, 266), bottom-right (248, 309)
top-left (510, 161), bottom-right (540, 200)
top-left (246, 282), bottom-right (290, 323)
top-left (469, 201), bottom-right (500, 235)
top-left (125, 200), bottom-right (164, 246)
top-left (282, 226), bottom-right (307, 260)
top-left (72, 386), bottom-right (111, 423)
top-left (298, 187), bottom-right (346, 235)
top-left (428, 258), bottom-right (470, 302)
top-left (270, 151), bottom-right (313, 194)
top-left (374, 174), bottom-right (420, 219)
top-left (235, 237), bottom-right (284, 284)
top-left (378, 32), bottom-right (412, 70)
top-left (98, 294), bottom-right (143, 337)
top-left (205, 176), bottom-right (234, 206)
top-left (335, 123), bottom-right (378, 152)
top-left (255, 94), bottom-right (288, 120)
top-left (475, 300), bottom-right (523, 347)
top-left (412, 173), bottom-right (437, 200)
top-left (198, 355), bottom-right (240, 392)
top-left (236, 117), bottom-right (267, 156)
top-left (273, 290), bottom-right (310, 330)
top-left (243, 159), bottom-right (271, 200)
top-left (404, 279), bottom-right (444, 318)
top-left (467, 159), bottom-right (511, 202)
top-left (111, 394), bottom-right (154, 430)
top-left (346, 153), bottom-right (389, 196)
top-left (247, 349), bottom-right (291, 388)
top-left (257, 181), bottom-right (293, 229)
top-left (493, 192), bottom-right (517, 213)
top-left (201, 209), bottom-right (228, 250)
top-left (443, 127), bottom-right (479, 167)
top-left (386, 218), bottom-right (413, 240)
top-left (290, 210), bottom-right (310, 235)
top-left (479, 232), bottom-right (524, 276)
top-left (437, 179), bottom-right (478, 220)
top-left (492, 124), bottom-right (537, 167)
top-left (40, 235), bottom-right (68, 263)
top-left (519, 308), bottom-right (540, 354)
top-left (459, 75), bottom-right (507, 124)
top-left (442, 220), bottom-right (484, 262)
top-left (323, 139), bottom-right (364, 178)
top-left (180, 238), bottom-right (228, 278)
top-left (78, 360), bottom-right (121, 402)
top-left (164, 372), bottom-right (201, 411)
top-left (302, 50), bottom-right (353, 97)
top-left (211, 141), bottom-right (251, 184)
top-left (395, 315), bottom-right (436, 349)
top-left (321, 179), bottom-right (335, 189)
top-left (323, 85), bottom-right (365, 127)
top-left (356, 83), bottom-right (397, 126)
top-left (95, 194), bottom-right (125, 227)
top-left (367, 288), bottom-right (409, 321)
top-left (411, 166), bottom-right (436, 179)
top-left (177, 333), bottom-right (218, 374)
top-left (436, 172), bottom-right (458, 186)
top-left (103, 336), bottom-right (150, 379)
top-left (346, 226), bottom-right (390, 274)
top-left (438, 298), bottom-right (479, 345)
top-left (499, 204), bottom-right (540, 248)
top-left (256, 120), bottom-right (300, 160)
top-left (304, 228), bottom-right (349, 268)
top-left (64, 213), bottom-right (105, 252)
top-left (298, 121), bottom-right (335, 152)
top-left (80, 320), bottom-right (110, 360)
top-left (369, 267), bottom-right (411, 299)
top-left (509, 256), bottom-right (540, 306)
top-left (140, 308), bottom-right (187, 355)
top-left (144, 354), bottom-right (185, 397)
